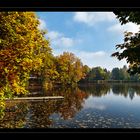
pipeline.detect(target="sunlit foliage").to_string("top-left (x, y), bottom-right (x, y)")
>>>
top-left (56, 52), bottom-right (86, 85)
top-left (0, 12), bottom-right (51, 98)
top-left (43, 52), bottom-right (87, 86)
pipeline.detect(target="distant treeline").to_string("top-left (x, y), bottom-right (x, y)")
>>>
top-left (79, 65), bottom-right (140, 83)
top-left (31, 64), bottom-right (140, 88)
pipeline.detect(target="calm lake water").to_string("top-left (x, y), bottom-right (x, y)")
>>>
top-left (1, 83), bottom-right (140, 128)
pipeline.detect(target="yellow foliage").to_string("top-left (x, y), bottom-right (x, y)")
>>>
top-left (0, 12), bottom-right (51, 98)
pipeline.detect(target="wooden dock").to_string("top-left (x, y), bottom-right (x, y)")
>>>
top-left (5, 96), bottom-right (64, 101)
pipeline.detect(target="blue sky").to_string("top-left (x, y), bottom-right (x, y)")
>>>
top-left (36, 12), bottom-right (140, 70)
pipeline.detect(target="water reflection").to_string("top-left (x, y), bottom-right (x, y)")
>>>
top-left (111, 84), bottom-right (140, 100)
top-left (79, 84), bottom-right (110, 97)
top-left (43, 87), bottom-right (88, 120)
top-left (0, 83), bottom-right (140, 128)
top-left (79, 83), bottom-right (140, 100)
top-left (0, 101), bottom-right (29, 128)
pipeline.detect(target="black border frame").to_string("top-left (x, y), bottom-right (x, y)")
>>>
top-left (0, 0), bottom-right (140, 10)
top-left (0, 0), bottom-right (140, 135)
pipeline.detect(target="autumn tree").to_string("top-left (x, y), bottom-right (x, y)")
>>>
top-left (83, 65), bottom-right (91, 76)
top-left (55, 52), bottom-right (86, 85)
top-left (112, 11), bottom-right (140, 75)
top-left (41, 56), bottom-right (60, 89)
top-left (0, 12), bottom-right (51, 98)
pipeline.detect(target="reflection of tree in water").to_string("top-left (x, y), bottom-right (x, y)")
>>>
top-left (27, 100), bottom-right (63, 128)
top-left (18, 87), bottom-right (88, 127)
top-left (78, 84), bottom-right (110, 97)
top-left (79, 83), bottom-right (140, 100)
top-left (0, 87), bottom-right (88, 128)
top-left (43, 87), bottom-right (88, 120)
top-left (1, 83), bottom-right (140, 128)
top-left (58, 87), bottom-right (88, 120)
top-left (111, 83), bottom-right (140, 100)
top-left (130, 84), bottom-right (140, 96)
top-left (111, 84), bottom-right (128, 97)
top-left (0, 100), bottom-right (64, 128)
top-left (0, 101), bottom-right (29, 128)
top-left (128, 88), bottom-right (135, 100)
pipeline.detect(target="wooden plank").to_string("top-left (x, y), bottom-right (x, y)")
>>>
top-left (5, 96), bottom-right (64, 101)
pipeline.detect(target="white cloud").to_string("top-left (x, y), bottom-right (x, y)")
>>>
top-left (47, 31), bottom-right (62, 40)
top-left (73, 12), bottom-right (116, 26)
top-left (108, 22), bottom-right (140, 34)
top-left (60, 37), bottom-right (74, 47)
top-left (53, 49), bottom-right (128, 71)
top-left (47, 31), bottom-right (81, 48)
top-left (38, 19), bottom-right (47, 30)
top-left (77, 51), bottom-right (106, 58)
top-left (74, 50), bottom-right (128, 70)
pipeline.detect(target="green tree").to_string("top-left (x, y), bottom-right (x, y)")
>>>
top-left (119, 65), bottom-right (130, 80)
top-left (80, 67), bottom-right (111, 82)
top-left (113, 12), bottom-right (140, 25)
top-left (87, 67), bottom-right (107, 81)
top-left (111, 68), bottom-right (120, 80)
top-left (112, 11), bottom-right (140, 75)
top-left (130, 74), bottom-right (140, 81)
top-left (104, 68), bottom-right (111, 80)
top-left (0, 12), bottom-right (51, 98)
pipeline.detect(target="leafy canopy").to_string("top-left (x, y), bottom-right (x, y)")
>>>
top-left (112, 11), bottom-right (140, 75)
top-left (0, 12), bottom-right (51, 97)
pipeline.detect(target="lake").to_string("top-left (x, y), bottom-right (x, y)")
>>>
top-left (1, 83), bottom-right (140, 128)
